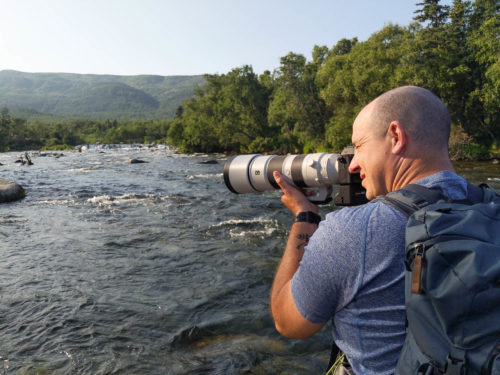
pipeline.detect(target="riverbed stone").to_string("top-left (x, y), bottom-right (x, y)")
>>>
top-left (128, 158), bottom-right (148, 164)
top-left (199, 160), bottom-right (218, 164)
top-left (0, 179), bottom-right (26, 203)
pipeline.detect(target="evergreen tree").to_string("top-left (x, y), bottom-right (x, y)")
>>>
top-left (414, 0), bottom-right (451, 27)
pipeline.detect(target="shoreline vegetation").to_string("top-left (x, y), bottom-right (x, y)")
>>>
top-left (1, 0), bottom-right (499, 161)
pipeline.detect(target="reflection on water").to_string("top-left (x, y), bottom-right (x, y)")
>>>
top-left (0, 146), bottom-right (497, 374)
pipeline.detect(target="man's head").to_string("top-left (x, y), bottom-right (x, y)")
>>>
top-left (349, 86), bottom-right (452, 199)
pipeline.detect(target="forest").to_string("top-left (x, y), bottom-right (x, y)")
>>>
top-left (1, 0), bottom-right (499, 160)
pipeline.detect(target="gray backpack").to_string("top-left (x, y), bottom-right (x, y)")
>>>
top-left (377, 183), bottom-right (500, 375)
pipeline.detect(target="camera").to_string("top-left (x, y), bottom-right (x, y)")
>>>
top-left (223, 147), bottom-right (367, 206)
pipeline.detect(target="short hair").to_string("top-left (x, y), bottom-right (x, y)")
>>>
top-left (372, 86), bottom-right (451, 151)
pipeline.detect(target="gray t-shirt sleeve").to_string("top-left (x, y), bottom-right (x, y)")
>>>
top-left (291, 204), bottom-right (375, 323)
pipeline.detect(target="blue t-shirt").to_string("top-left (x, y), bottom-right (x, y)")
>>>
top-left (291, 171), bottom-right (468, 375)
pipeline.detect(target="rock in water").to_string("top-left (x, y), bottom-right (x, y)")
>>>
top-left (128, 159), bottom-right (148, 164)
top-left (0, 179), bottom-right (26, 203)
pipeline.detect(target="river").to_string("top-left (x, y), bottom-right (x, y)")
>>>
top-left (0, 146), bottom-right (498, 374)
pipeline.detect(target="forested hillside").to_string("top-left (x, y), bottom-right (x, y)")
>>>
top-left (0, 70), bottom-right (204, 119)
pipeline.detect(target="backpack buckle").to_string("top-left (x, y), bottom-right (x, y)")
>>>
top-left (445, 355), bottom-right (465, 375)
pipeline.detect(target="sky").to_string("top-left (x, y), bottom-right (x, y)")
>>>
top-left (0, 0), bottom-right (453, 77)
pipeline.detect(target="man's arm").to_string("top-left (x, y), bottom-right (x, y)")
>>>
top-left (270, 171), bottom-right (327, 339)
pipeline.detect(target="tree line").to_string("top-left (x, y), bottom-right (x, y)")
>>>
top-left (170, 0), bottom-right (499, 158)
top-left (1, 0), bottom-right (499, 159)
top-left (0, 109), bottom-right (170, 151)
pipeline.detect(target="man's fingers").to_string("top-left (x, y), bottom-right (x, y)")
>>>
top-left (273, 171), bottom-right (289, 191)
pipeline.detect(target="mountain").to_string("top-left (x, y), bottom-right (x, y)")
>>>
top-left (0, 70), bottom-right (205, 120)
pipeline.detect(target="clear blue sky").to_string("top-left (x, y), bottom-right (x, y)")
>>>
top-left (0, 0), bottom-right (453, 77)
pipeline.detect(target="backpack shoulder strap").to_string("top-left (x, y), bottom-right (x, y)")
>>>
top-left (377, 181), bottom-right (499, 217)
top-left (400, 183), bottom-right (446, 203)
top-left (374, 184), bottom-right (446, 218)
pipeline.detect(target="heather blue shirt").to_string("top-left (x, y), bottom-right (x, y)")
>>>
top-left (291, 171), bottom-right (468, 375)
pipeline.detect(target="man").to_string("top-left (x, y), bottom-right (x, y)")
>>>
top-left (270, 86), bottom-right (468, 374)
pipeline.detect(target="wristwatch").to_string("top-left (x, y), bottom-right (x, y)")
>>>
top-left (294, 211), bottom-right (322, 225)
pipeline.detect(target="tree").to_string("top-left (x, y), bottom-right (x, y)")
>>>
top-left (317, 25), bottom-right (411, 151)
top-left (414, 0), bottom-right (451, 27)
top-left (466, 0), bottom-right (500, 143)
top-left (0, 108), bottom-right (12, 152)
top-left (311, 45), bottom-right (329, 66)
top-left (268, 52), bottom-right (328, 152)
top-left (176, 66), bottom-right (271, 153)
top-left (175, 105), bottom-right (184, 119)
top-left (444, 0), bottom-right (474, 125)
top-left (401, 0), bottom-right (452, 100)
top-left (328, 38), bottom-right (358, 57)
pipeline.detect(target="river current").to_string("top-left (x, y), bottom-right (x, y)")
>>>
top-left (0, 146), bottom-right (499, 374)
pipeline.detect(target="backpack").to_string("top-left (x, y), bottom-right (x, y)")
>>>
top-left (377, 182), bottom-right (500, 375)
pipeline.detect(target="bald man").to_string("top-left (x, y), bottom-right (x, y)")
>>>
top-left (270, 86), bottom-right (465, 374)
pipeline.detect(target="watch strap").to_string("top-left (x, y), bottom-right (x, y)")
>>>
top-left (294, 211), bottom-right (321, 225)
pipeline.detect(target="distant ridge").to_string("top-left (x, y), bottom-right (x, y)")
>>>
top-left (0, 70), bottom-right (205, 120)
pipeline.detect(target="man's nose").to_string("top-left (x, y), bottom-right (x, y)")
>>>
top-left (348, 154), bottom-right (360, 174)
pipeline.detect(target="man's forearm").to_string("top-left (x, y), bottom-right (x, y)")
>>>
top-left (270, 221), bottom-right (318, 317)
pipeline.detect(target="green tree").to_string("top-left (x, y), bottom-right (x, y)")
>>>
top-left (443, 0), bottom-right (474, 126)
top-left (178, 66), bottom-right (271, 153)
top-left (466, 0), bottom-right (500, 143)
top-left (312, 45), bottom-right (329, 66)
top-left (414, 0), bottom-right (451, 27)
top-left (175, 105), bottom-right (184, 119)
top-left (317, 25), bottom-right (411, 151)
top-left (400, 0), bottom-right (452, 99)
top-left (328, 38), bottom-right (358, 57)
top-left (268, 52), bottom-right (328, 152)
top-left (167, 118), bottom-right (184, 146)
top-left (0, 108), bottom-right (11, 152)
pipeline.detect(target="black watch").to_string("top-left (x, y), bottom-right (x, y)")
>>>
top-left (294, 211), bottom-right (321, 225)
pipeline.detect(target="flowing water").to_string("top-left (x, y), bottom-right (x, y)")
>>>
top-left (0, 146), bottom-right (498, 374)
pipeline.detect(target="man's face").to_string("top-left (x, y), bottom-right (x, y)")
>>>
top-left (348, 105), bottom-right (392, 200)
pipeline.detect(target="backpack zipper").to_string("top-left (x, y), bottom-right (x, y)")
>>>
top-left (411, 243), bottom-right (425, 294)
top-left (407, 234), bottom-right (486, 295)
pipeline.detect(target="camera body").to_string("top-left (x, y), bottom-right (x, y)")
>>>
top-left (224, 148), bottom-right (367, 206)
top-left (333, 152), bottom-right (367, 206)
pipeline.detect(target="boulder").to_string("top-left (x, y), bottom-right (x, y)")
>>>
top-left (199, 160), bottom-right (218, 165)
top-left (128, 158), bottom-right (148, 164)
top-left (0, 179), bottom-right (26, 203)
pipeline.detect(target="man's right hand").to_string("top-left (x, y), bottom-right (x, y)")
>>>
top-left (273, 171), bottom-right (319, 216)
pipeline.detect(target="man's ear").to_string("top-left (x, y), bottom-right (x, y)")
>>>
top-left (388, 121), bottom-right (406, 155)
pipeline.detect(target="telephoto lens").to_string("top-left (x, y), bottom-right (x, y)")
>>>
top-left (223, 153), bottom-right (340, 203)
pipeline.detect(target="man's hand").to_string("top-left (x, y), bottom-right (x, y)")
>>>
top-left (273, 171), bottom-right (319, 215)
